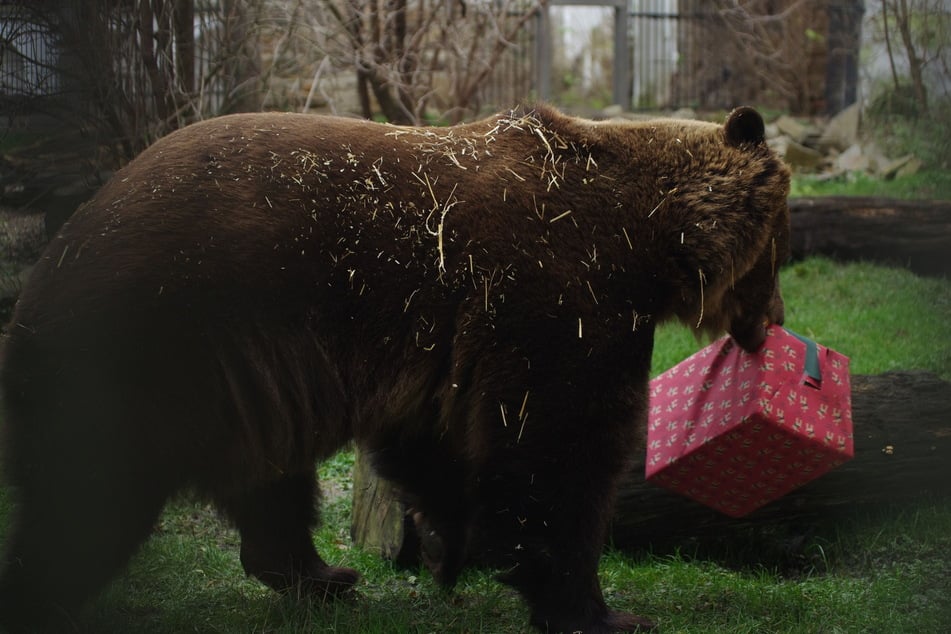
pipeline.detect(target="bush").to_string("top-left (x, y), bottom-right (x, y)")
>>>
top-left (864, 89), bottom-right (951, 170)
top-left (866, 82), bottom-right (925, 119)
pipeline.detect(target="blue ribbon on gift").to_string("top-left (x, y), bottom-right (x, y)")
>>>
top-left (786, 328), bottom-right (822, 383)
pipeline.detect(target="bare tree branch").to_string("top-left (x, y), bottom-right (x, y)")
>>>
top-left (309, 0), bottom-right (544, 124)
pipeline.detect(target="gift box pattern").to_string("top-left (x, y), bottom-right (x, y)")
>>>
top-left (645, 326), bottom-right (853, 517)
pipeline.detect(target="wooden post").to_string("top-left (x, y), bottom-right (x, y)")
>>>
top-left (533, 4), bottom-right (552, 100)
top-left (612, 1), bottom-right (629, 107)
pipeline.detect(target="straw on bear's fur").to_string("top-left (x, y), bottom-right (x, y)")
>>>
top-left (0, 104), bottom-right (789, 633)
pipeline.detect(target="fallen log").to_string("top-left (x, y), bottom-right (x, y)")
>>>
top-left (608, 371), bottom-right (951, 548)
top-left (350, 372), bottom-right (951, 561)
top-left (788, 196), bottom-right (951, 277)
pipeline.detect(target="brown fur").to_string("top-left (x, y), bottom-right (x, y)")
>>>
top-left (0, 104), bottom-right (789, 632)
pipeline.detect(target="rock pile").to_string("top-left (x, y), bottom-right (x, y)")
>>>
top-left (604, 103), bottom-right (922, 180)
top-left (766, 103), bottom-right (921, 179)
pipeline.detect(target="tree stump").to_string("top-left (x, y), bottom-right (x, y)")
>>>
top-left (350, 372), bottom-right (951, 561)
top-left (350, 448), bottom-right (419, 568)
top-left (788, 196), bottom-right (951, 277)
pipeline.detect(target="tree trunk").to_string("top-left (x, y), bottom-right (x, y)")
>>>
top-left (823, 0), bottom-right (864, 114)
top-left (368, 1), bottom-right (414, 124)
top-left (894, 0), bottom-right (929, 116)
top-left (174, 0), bottom-right (196, 98)
top-left (221, 0), bottom-right (263, 114)
top-left (788, 196), bottom-right (951, 277)
top-left (350, 447), bottom-right (420, 568)
top-left (350, 372), bottom-right (951, 562)
top-left (343, 0), bottom-right (374, 119)
top-left (137, 0), bottom-right (172, 126)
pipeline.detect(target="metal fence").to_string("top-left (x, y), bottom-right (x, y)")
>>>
top-left (479, 0), bottom-right (704, 112)
top-left (0, 4), bottom-right (60, 98)
top-left (629, 2), bottom-right (680, 109)
top-left (485, 0), bottom-right (851, 115)
top-left (0, 1), bottom-right (860, 118)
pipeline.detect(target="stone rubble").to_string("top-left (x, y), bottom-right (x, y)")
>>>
top-left (605, 102), bottom-right (920, 180)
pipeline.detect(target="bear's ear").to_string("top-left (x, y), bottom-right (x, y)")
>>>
top-left (724, 106), bottom-right (765, 147)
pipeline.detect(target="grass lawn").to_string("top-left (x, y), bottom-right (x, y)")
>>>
top-left (789, 170), bottom-right (951, 200)
top-left (652, 257), bottom-right (951, 380)
top-left (1, 255), bottom-right (947, 633)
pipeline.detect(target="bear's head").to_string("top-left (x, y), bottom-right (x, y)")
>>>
top-left (710, 106), bottom-right (789, 352)
top-left (720, 206), bottom-right (789, 352)
top-left (654, 106), bottom-right (790, 353)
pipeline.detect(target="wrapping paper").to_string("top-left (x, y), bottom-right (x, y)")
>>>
top-left (646, 326), bottom-right (853, 517)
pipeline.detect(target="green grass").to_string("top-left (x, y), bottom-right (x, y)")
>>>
top-left (2, 257), bottom-right (950, 632)
top-left (654, 257), bottom-right (951, 379)
top-left (603, 515), bottom-right (951, 633)
top-left (74, 472), bottom-right (951, 633)
top-left (38, 497), bottom-right (948, 633)
top-left (790, 170), bottom-right (951, 199)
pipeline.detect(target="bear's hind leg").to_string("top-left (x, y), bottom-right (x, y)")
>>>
top-left (217, 470), bottom-right (359, 601)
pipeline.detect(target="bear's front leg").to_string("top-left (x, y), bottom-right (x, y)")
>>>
top-left (217, 471), bottom-right (359, 600)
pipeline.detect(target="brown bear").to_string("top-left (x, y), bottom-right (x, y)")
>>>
top-left (0, 104), bottom-right (789, 632)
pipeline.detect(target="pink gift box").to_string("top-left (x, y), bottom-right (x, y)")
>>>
top-left (645, 326), bottom-right (853, 517)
